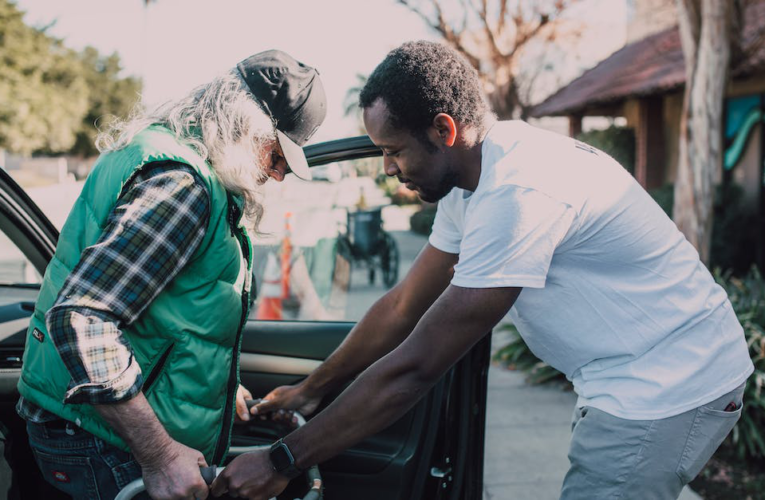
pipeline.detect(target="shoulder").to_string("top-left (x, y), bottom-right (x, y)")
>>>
top-left (122, 161), bottom-right (211, 211)
top-left (136, 161), bottom-right (208, 192)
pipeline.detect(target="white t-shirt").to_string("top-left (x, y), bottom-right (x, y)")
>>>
top-left (429, 121), bottom-right (754, 420)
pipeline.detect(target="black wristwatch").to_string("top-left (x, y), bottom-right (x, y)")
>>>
top-left (269, 438), bottom-right (303, 480)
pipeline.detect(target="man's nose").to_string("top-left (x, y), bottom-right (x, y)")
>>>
top-left (268, 167), bottom-right (286, 182)
top-left (383, 157), bottom-right (400, 177)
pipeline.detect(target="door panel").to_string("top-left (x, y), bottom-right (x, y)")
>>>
top-left (0, 170), bottom-right (65, 500)
top-left (233, 319), bottom-right (488, 500)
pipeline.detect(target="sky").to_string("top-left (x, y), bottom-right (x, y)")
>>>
top-left (15, 0), bottom-right (627, 142)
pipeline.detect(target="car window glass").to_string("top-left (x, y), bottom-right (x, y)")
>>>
top-left (6, 156), bottom-right (433, 322)
top-left (250, 157), bottom-right (429, 322)
top-left (0, 229), bottom-right (42, 285)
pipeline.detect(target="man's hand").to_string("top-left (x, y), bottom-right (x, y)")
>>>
top-left (141, 439), bottom-right (209, 500)
top-left (251, 382), bottom-right (322, 418)
top-left (94, 392), bottom-right (210, 500)
top-left (236, 384), bottom-right (253, 423)
top-left (210, 449), bottom-right (289, 500)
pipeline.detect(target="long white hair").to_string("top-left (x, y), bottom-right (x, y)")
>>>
top-left (96, 71), bottom-right (275, 231)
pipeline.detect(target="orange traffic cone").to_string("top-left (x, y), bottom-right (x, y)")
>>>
top-left (281, 213), bottom-right (293, 300)
top-left (255, 252), bottom-right (283, 320)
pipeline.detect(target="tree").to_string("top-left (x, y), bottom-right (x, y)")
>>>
top-left (397, 0), bottom-right (581, 119)
top-left (70, 47), bottom-right (142, 157)
top-left (672, 0), bottom-right (744, 264)
top-left (0, 0), bottom-right (88, 155)
top-left (0, 0), bottom-right (142, 157)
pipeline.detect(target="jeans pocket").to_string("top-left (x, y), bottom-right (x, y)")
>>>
top-left (675, 403), bottom-right (742, 484)
top-left (111, 458), bottom-right (142, 491)
top-left (32, 448), bottom-right (101, 500)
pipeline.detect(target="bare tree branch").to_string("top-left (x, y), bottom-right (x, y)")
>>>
top-left (475, 0), bottom-right (503, 61)
top-left (497, 0), bottom-right (509, 35)
top-left (398, 0), bottom-right (581, 119)
top-left (397, 0), bottom-right (482, 69)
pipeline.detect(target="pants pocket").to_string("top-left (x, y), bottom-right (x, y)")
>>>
top-left (675, 403), bottom-right (742, 484)
top-left (31, 448), bottom-right (101, 500)
top-left (110, 458), bottom-right (142, 491)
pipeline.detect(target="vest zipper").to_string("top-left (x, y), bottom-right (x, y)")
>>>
top-left (211, 211), bottom-right (251, 465)
top-left (143, 343), bottom-right (174, 394)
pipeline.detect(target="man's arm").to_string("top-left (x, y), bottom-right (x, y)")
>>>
top-left (95, 394), bottom-right (209, 499)
top-left (253, 243), bottom-right (458, 415)
top-left (213, 284), bottom-right (520, 499)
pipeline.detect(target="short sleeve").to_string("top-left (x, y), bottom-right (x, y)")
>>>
top-left (428, 198), bottom-right (463, 254)
top-left (451, 186), bottom-right (575, 289)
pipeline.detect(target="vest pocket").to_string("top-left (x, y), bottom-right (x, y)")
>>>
top-left (142, 343), bottom-right (174, 394)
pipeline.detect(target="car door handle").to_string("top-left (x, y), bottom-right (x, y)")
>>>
top-left (430, 466), bottom-right (452, 478)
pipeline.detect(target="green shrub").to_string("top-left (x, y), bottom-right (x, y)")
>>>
top-left (648, 183), bottom-right (674, 217)
top-left (711, 184), bottom-right (758, 275)
top-left (714, 267), bottom-right (765, 460)
top-left (409, 203), bottom-right (437, 236)
top-left (577, 125), bottom-right (636, 175)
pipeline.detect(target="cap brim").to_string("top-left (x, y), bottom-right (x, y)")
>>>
top-left (276, 130), bottom-right (312, 181)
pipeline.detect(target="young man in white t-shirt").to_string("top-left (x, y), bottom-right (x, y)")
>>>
top-left (213, 41), bottom-right (754, 500)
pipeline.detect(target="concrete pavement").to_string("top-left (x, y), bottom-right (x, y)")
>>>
top-left (483, 362), bottom-right (702, 500)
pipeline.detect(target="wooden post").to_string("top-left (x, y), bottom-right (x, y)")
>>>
top-left (568, 114), bottom-right (583, 138)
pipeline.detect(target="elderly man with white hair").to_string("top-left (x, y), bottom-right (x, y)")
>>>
top-left (16, 50), bottom-right (326, 500)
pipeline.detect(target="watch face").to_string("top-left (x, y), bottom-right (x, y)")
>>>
top-left (270, 442), bottom-right (292, 470)
top-left (269, 440), bottom-right (302, 479)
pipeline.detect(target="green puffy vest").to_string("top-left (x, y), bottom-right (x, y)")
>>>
top-left (18, 125), bottom-right (252, 464)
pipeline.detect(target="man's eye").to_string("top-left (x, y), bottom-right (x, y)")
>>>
top-left (386, 150), bottom-right (399, 157)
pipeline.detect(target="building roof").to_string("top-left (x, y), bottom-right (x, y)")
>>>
top-left (532, 2), bottom-right (765, 117)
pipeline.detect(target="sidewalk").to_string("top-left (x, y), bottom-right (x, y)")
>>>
top-left (483, 357), bottom-right (702, 500)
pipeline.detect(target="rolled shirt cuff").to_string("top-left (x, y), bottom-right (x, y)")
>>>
top-left (63, 359), bottom-right (144, 405)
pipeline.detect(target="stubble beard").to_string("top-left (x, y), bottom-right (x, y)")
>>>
top-left (417, 165), bottom-right (459, 203)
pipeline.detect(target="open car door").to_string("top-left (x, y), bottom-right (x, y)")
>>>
top-left (0, 167), bottom-right (63, 499)
top-left (232, 137), bottom-right (490, 500)
top-left (0, 137), bottom-right (491, 500)
top-left (234, 321), bottom-right (490, 500)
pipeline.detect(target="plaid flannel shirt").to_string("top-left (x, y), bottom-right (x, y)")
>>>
top-left (17, 161), bottom-right (210, 422)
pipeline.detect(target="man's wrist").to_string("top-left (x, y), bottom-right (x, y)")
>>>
top-left (133, 429), bottom-right (176, 467)
top-left (269, 438), bottom-right (303, 479)
top-left (301, 376), bottom-right (329, 400)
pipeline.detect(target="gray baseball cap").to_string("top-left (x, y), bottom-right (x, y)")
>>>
top-left (237, 50), bottom-right (327, 180)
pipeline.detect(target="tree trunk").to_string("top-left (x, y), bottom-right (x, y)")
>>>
top-left (673, 0), bottom-right (734, 264)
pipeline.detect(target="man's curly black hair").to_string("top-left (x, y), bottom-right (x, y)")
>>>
top-left (359, 41), bottom-right (489, 138)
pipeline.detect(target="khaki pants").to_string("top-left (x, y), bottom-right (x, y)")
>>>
top-left (561, 382), bottom-right (745, 500)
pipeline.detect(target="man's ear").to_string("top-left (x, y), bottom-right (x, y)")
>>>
top-left (431, 113), bottom-right (457, 147)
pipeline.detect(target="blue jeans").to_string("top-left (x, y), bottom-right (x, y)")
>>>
top-left (26, 420), bottom-right (145, 500)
